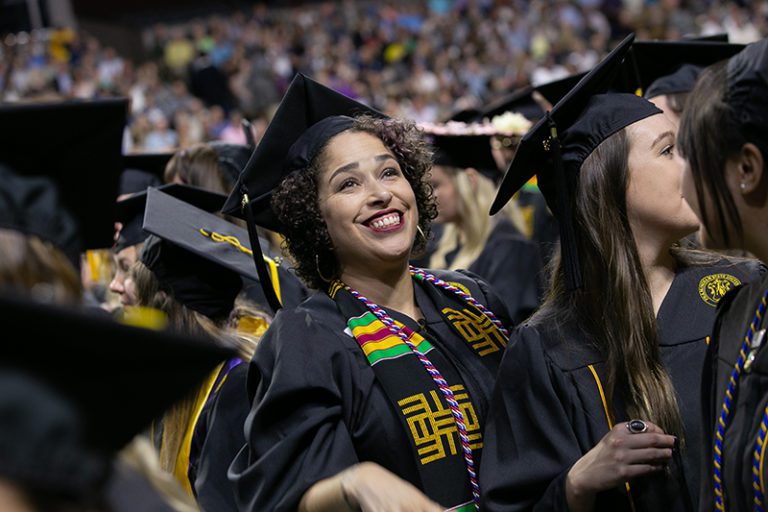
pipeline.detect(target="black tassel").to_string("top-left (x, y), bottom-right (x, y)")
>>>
top-left (242, 194), bottom-right (283, 313)
top-left (546, 112), bottom-right (582, 291)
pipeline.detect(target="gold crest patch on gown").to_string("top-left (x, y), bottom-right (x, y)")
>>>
top-left (698, 273), bottom-right (742, 307)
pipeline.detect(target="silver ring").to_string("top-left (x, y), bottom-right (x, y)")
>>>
top-left (626, 419), bottom-right (648, 434)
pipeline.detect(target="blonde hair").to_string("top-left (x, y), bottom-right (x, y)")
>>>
top-left (131, 261), bottom-right (263, 482)
top-left (429, 168), bottom-right (527, 270)
top-left (0, 229), bottom-right (82, 304)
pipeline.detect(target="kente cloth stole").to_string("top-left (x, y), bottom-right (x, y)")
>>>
top-left (329, 279), bottom-right (504, 511)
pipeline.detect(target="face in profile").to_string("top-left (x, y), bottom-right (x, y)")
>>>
top-left (625, 113), bottom-right (700, 243)
top-left (428, 165), bottom-right (459, 224)
top-left (316, 130), bottom-right (418, 275)
top-left (110, 245), bottom-right (140, 306)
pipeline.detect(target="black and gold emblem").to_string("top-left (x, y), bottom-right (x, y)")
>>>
top-left (398, 385), bottom-right (482, 465)
top-left (442, 307), bottom-right (508, 356)
top-left (698, 273), bottom-right (741, 307)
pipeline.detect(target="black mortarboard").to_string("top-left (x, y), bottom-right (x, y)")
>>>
top-left (140, 187), bottom-right (251, 319)
top-left (619, 40), bottom-right (745, 97)
top-left (114, 183), bottom-right (226, 252)
top-left (119, 153), bottom-right (173, 196)
top-left (0, 164), bottom-right (80, 265)
top-left (726, 38), bottom-right (768, 156)
top-left (221, 73), bottom-right (385, 228)
top-left (644, 64), bottom-right (703, 99)
top-left (0, 293), bottom-right (233, 456)
top-left (430, 133), bottom-right (499, 180)
top-left (491, 34), bottom-right (661, 290)
top-left (448, 108), bottom-right (482, 123)
top-left (209, 142), bottom-right (253, 189)
top-left (221, 73), bottom-right (386, 311)
top-left (0, 370), bottom-right (108, 497)
top-left (691, 33), bottom-right (729, 43)
top-left (143, 188), bottom-right (303, 311)
top-left (480, 74), bottom-right (587, 123)
top-left (0, 99), bottom-right (128, 252)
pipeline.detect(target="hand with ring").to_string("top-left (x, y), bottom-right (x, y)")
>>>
top-left (565, 420), bottom-right (675, 512)
top-left (626, 419), bottom-right (648, 434)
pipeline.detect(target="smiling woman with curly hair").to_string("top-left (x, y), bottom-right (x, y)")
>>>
top-left (272, 114), bottom-right (437, 290)
top-left (224, 75), bottom-right (514, 512)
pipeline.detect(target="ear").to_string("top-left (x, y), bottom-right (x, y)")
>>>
top-left (736, 142), bottom-right (765, 195)
top-left (466, 167), bottom-right (479, 189)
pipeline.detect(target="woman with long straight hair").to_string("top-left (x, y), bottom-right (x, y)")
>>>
top-left (677, 39), bottom-right (768, 512)
top-left (479, 35), bottom-right (762, 512)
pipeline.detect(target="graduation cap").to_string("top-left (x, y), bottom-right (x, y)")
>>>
top-left (0, 99), bottom-right (128, 254)
top-left (480, 74), bottom-right (587, 123)
top-left (143, 188), bottom-right (303, 312)
top-left (0, 164), bottom-right (81, 266)
top-left (491, 33), bottom-right (662, 290)
top-left (114, 184), bottom-right (227, 253)
top-left (119, 153), bottom-right (173, 196)
top-left (209, 142), bottom-right (253, 189)
top-left (221, 73), bottom-right (386, 311)
top-left (726, 38), bottom-right (768, 153)
top-left (428, 131), bottom-right (499, 181)
top-left (618, 40), bottom-right (745, 98)
top-left (139, 187), bottom-right (245, 320)
top-left (0, 293), bottom-right (233, 458)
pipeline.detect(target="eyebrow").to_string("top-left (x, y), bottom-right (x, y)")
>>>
top-left (651, 130), bottom-right (674, 150)
top-left (328, 154), bottom-right (397, 183)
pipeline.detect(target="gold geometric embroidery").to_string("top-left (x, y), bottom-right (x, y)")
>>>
top-left (442, 307), bottom-right (507, 356)
top-left (397, 385), bottom-right (482, 465)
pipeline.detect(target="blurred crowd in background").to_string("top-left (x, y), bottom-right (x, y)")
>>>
top-left (1, 0), bottom-right (766, 154)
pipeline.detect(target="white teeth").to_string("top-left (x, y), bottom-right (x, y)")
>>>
top-left (370, 213), bottom-right (400, 229)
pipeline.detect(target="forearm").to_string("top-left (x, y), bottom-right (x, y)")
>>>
top-left (565, 468), bottom-right (595, 512)
top-left (298, 468), bottom-right (357, 512)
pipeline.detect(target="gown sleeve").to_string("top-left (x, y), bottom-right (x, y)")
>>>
top-left (454, 269), bottom-right (515, 331)
top-left (470, 235), bottom-right (544, 324)
top-left (193, 363), bottom-right (249, 512)
top-left (480, 325), bottom-right (582, 512)
top-left (230, 307), bottom-right (360, 512)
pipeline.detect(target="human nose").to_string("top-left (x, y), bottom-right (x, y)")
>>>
top-left (367, 181), bottom-right (393, 205)
top-left (109, 273), bottom-right (124, 295)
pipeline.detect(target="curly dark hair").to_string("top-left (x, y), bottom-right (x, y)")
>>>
top-left (271, 115), bottom-right (437, 290)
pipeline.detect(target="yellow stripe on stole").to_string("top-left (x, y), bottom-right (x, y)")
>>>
top-left (351, 320), bottom-right (389, 337)
top-left (587, 364), bottom-right (637, 512)
top-left (359, 335), bottom-right (404, 356)
top-left (173, 362), bottom-right (226, 494)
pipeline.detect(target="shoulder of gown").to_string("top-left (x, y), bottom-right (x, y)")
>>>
top-left (193, 362), bottom-right (249, 512)
top-left (424, 267), bottom-right (515, 331)
top-left (229, 292), bottom-right (365, 512)
top-left (480, 323), bottom-right (585, 511)
top-left (470, 219), bottom-right (545, 324)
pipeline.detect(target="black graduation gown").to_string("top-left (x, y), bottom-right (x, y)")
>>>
top-left (480, 259), bottom-right (763, 512)
top-left (701, 269), bottom-right (768, 512)
top-left (229, 269), bottom-right (512, 511)
top-left (465, 218), bottom-right (544, 324)
top-left (515, 189), bottom-right (559, 267)
top-left (190, 363), bottom-right (249, 512)
top-left (106, 460), bottom-right (178, 512)
top-left (241, 263), bottom-right (308, 312)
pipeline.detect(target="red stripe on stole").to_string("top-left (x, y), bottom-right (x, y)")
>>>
top-left (356, 327), bottom-right (395, 346)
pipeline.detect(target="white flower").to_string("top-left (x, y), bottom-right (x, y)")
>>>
top-left (490, 111), bottom-right (532, 136)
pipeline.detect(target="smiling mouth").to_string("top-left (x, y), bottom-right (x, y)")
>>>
top-left (363, 211), bottom-right (404, 232)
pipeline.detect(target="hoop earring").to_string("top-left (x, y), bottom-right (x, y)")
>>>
top-left (416, 225), bottom-right (427, 243)
top-left (316, 254), bottom-right (334, 283)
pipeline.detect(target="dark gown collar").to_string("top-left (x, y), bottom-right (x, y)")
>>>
top-left (539, 260), bottom-right (753, 370)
